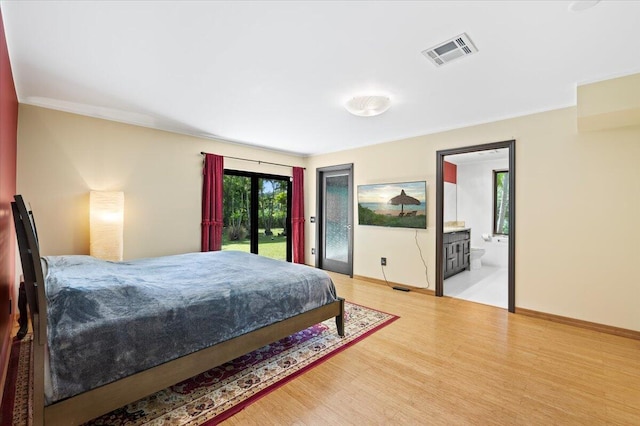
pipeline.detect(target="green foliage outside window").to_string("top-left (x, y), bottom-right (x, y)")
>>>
top-left (222, 174), bottom-right (289, 238)
top-left (494, 171), bottom-right (509, 235)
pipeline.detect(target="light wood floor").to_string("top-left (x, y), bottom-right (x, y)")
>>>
top-left (225, 273), bottom-right (640, 425)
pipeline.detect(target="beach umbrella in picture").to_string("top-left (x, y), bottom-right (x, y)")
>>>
top-left (389, 189), bottom-right (420, 214)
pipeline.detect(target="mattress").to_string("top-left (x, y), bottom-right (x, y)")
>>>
top-left (43, 251), bottom-right (338, 403)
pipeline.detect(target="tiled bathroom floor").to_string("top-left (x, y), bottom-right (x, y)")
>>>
top-left (444, 265), bottom-right (508, 309)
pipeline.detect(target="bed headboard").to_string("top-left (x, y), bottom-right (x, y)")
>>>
top-left (11, 195), bottom-right (48, 345)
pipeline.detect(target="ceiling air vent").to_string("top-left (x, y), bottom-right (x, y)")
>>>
top-left (421, 33), bottom-right (478, 67)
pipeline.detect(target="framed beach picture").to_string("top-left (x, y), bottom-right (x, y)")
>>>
top-left (357, 181), bottom-right (427, 229)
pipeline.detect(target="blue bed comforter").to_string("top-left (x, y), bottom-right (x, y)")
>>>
top-left (43, 251), bottom-right (338, 403)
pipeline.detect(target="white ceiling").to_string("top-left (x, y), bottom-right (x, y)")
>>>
top-left (2, 1), bottom-right (640, 156)
top-left (445, 148), bottom-right (509, 165)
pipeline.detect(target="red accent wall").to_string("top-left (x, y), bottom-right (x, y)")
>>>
top-left (0, 7), bottom-right (18, 398)
top-left (444, 161), bottom-right (457, 184)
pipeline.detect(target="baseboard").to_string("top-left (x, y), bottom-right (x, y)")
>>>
top-left (516, 307), bottom-right (640, 341)
top-left (352, 275), bottom-right (637, 340)
top-left (353, 275), bottom-right (435, 296)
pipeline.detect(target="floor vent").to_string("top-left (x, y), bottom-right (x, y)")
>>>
top-left (422, 33), bottom-right (478, 67)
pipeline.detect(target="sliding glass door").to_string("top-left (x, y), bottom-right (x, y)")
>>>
top-left (222, 170), bottom-right (291, 261)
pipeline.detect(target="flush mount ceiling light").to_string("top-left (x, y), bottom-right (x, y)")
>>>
top-left (345, 96), bottom-right (391, 117)
top-left (568, 0), bottom-right (601, 12)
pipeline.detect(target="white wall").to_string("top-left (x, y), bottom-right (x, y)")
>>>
top-left (443, 182), bottom-right (457, 222)
top-left (455, 158), bottom-right (509, 247)
top-left (306, 107), bottom-right (640, 332)
top-left (17, 105), bottom-right (303, 259)
top-left (16, 103), bottom-right (640, 332)
top-left (306, 140), bottom-right (433, 290)
top-left (454, 157), bottom-right (509, 268)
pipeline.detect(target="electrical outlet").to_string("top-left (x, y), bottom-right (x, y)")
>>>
top-left (311, 248), bottom-right (316, 255)
top-left (381, 257), bottom-right (387, 266)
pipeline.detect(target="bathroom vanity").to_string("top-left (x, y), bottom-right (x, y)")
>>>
top-left (443, 228), bottom-right (470, 278)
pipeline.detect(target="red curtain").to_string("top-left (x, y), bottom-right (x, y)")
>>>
top-left (201, 154), bottom-right (224, 251)
top-left (292, 167), bottom-right (305, 264)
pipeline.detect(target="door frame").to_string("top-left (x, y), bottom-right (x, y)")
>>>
top-left (315, 163), bottom-right (354, 277)
top-left (435, 140), bottom-right (516, 312)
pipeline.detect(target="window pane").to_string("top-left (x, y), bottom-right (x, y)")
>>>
top-left (257, 178), bottom-right (288, 261)
top-left (494, 171), bottom-right (509, 235)
top-left (222, 175), bottom-right (251, 253)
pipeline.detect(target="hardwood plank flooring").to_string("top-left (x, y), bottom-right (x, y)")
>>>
top-left (224, 273), bottom-right (640, 425)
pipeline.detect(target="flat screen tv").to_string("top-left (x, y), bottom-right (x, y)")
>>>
top-left (357, 181), bottom-right (427, 229)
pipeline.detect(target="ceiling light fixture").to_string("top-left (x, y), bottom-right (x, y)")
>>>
top-left (345, 96), bottom-right (391, 117)
top-left (568, 0), bottom-right (601, 12)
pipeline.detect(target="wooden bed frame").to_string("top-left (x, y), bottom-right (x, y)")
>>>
top-left (11, 195), bottom-right (345, 426)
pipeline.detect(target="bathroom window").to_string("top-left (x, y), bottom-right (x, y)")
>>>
top-left (493, 170), bottom-right (509, 235)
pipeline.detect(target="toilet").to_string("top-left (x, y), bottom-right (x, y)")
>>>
top-left (470, 248), bottom-right (486, 270)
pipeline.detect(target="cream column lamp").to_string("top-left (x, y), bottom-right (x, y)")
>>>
top-left (90, 191), bottom-right (124, 261)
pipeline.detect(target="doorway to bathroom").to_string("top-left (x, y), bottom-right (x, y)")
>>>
top-left (435, 140), bottom-right (515, 312)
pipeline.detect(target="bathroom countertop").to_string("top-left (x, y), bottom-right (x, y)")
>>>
top-left (443, 227), bottom-right (470, 233)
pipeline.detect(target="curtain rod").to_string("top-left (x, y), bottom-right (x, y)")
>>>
top-left (200, 152), bottom-right (305, 170)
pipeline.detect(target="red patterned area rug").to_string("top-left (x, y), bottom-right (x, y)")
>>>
top-left (1, 335), bottom-right (31, 426)
top-left (2, 302), bottom-right (397, 425)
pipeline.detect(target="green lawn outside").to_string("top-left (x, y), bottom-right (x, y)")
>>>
top-left (222, 228), bottom-right (287, 260)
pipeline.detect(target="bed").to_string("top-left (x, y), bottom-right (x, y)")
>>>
top-left (11, 195), bottom-right (345, 426)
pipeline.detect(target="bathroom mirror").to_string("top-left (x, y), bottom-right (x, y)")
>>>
top-left (444, 182), bottom-right (457, 222)
top-left (443, 160), bottom-right (458, 222)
